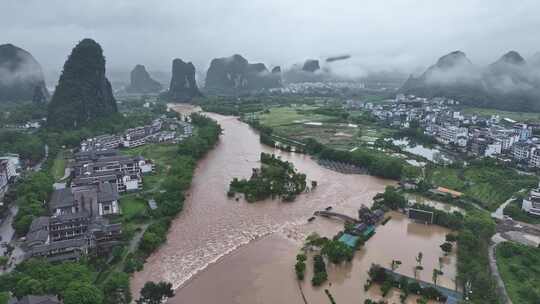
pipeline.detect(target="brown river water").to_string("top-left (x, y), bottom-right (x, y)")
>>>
top-left (131, 104), bottom-right (457, 303)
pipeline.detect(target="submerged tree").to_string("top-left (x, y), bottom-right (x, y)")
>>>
top-left (136, 281), bottom-right (175, 304)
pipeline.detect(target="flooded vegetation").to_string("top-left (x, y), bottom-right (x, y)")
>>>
top-left (391, 138), bottom-right (453, 164)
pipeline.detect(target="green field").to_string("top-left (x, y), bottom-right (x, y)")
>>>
top-left (258, 106), bottom-right (393, 150)
top-left (428, 164), bottom-right (537, 211)
top-left (121, 143), bottom-right (178, 192)
top-left (496, 242), bottom-right (540, 303)
top-left (114, 143), bottom-right (179, 225)
top-left (460, 107), bottom-right (540, 123)
top-left (119, 194), bottom-right (149, 222)
top-left (50, 149), bottom-right (66, 181)
top-left (258, 105), bottom-right (333, 127)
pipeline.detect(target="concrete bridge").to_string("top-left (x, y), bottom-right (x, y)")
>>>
top-left (314, 210), bottom-right (359, 223)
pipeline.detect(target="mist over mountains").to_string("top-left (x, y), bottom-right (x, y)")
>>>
top-left (0, 44), bottom-right (49, 103)
top-left (400, 50), bottom-right (540, 111)
top-left (2, 36), bottom-right (540, 112)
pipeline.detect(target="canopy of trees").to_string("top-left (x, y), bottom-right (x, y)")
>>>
top-left (229, 153), bottom-right (307, 202)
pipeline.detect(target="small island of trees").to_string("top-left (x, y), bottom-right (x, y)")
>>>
top-left (228, 153), bottom-right (309, 202)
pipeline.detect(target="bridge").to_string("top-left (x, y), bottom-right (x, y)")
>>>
top-left (314, 210), bottom-right (359, 223)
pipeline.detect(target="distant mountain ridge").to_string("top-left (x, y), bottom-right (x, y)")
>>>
top-left (126, 64), bottom-right (162, 94)
top-left (164, 58), bottom-right (201, 102)
top-left (0, 43), bottom-right (49, 103)
top-left (400, 50), bottom-right (540, 111)
top-left (204, 54), bottom-right (281, 94)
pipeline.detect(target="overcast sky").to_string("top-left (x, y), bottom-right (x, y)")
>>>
top-left (2, 0), bottom-right (539, 82)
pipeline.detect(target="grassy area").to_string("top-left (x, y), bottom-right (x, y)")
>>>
top-left (121, 144), bottom-right (178, 192)
top-left (50, 149), bottom-right (66, 181)
top-left (119, 194), bottom-right (149, 222)
top-left (258, 105), bottom-right (394, 150)
top-left (258, 105), bottom-right (332, 127)
top-left (428, 163), bottom-right (537, 211)
top-left (0, 292), bottom-right (8, 304)
top-left (460, 107), bottom-right (540, 122)
top-left (496, 242), bottom-right (540, 303)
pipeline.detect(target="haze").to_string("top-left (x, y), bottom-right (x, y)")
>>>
top-left (2, 0), bottom-right (539, 84)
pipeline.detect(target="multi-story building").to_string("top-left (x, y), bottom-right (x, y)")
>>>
top-left (72, 150), bottom-right (153, 193)
top-left (80, 134), bottom-right (122, 152)
top-left (529, 146), bottom-right (540, 168)
top-left (73, 151), bottom-right (153, 176)
top-left (437, 125), bottom-right (468, 145)
top-left (72, 170), bottom-right (142, 193)
top-left (49, 183), bottom-right (120, 217)
top-left (514, 123), bottom-right (533, 141)
top-left (470, 136), bottom-right (489, 156)
top-left (512, 141), bottom-right (533, 161)
top-left (0, 160), bottom-right (9, 195)
top-left (522, 185), bottom-right (540, 216)
top-left (0, 154), bottom-right (21, 180)
top-left (25, 183), bottom-right (122, 262)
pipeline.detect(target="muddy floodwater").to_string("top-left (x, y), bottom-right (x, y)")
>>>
top-left (131, 104), bottom-right (457, 303)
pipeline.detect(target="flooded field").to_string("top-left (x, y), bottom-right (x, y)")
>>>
top-left (405, 193), bottom-right (466, 214)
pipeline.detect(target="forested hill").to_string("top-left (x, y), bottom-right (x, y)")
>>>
top-left (47, 39), bottom-right (117, 129)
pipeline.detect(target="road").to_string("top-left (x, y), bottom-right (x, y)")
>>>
top-left (0, 205), bottom-right (17, 256)
top-left (488, 234), bottom-right (513, 304)
top-left (31, 144), bottom-right (49, 171)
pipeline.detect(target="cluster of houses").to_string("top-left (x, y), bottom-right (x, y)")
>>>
top-left (351, 94), bottom-right (540, 168)
top-left (80, 116), bottom-right (193, 151)
top-left (18, 115), bottom-right (188, 264)
top-left (23, 149), bottom-right (154, 262)
top-left (15, 116), bottom-right (193, 263)
top-left (2, 119), bottom-right (44, 131)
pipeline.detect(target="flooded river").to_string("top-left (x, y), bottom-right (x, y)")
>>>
top-left (131, 104), bottom-right (457, 303)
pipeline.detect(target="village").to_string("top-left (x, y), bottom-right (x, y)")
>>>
top-left (0, 114), bottom-right (194, 269)
top-left (352, 94), bottom-right (540, 169)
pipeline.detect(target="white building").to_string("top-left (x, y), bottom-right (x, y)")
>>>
top-left (485, 141), bottom-right (502, 157)
top-left (0, 160), bottom-right (9, 195)
top-left (0, 154), bottom-right (21, 179)
top-left (514, 123), bottom-right (532, 141)
top-left (437, 125), bottom-right (468, 145)
top-left (529, 146), bottom-right (540, 168)
top-left (522, 185), bottom-right (540, 216)
top-left (512, 142), bottom-right (533, 161)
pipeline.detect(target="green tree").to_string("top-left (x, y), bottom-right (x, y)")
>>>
top-left (103, 272), bottom-right (131, 304)
top-left (432, 269), bottom-right (443, 286)
top-left (137, 281), bottom-right (175, 304)
top-left (321, 240), bottom-right (354, 264)
top-left (14, 278), bottom-right (44, 298)
top-left (63, 282), bottom-right (103, 304)
top-left (440, 242), bottom-right (453, 255)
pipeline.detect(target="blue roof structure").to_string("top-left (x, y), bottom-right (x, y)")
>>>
top-left (338, 233), bottom-right (359, 248)
top-left (363, 225), bottom-right (375, 237)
